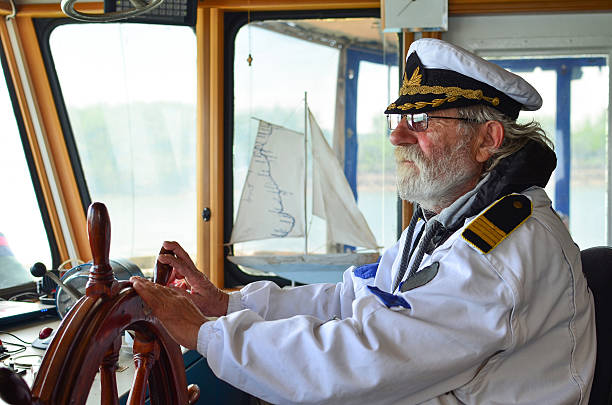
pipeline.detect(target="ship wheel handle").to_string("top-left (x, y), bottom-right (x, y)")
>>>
top-left (0, 202), bottom-right (200, 405)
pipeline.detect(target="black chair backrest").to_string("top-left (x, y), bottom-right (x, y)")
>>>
top-left (581, 246), bottom-right (612, 405)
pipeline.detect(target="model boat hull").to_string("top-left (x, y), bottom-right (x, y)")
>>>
top-left (228, 252), bottom-right (380, 284)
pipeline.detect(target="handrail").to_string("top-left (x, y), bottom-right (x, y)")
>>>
top-left (60, 0), bottom-right (164, 22)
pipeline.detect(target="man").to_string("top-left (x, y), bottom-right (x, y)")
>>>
top-left (132, 39), bottom-right (596, 404)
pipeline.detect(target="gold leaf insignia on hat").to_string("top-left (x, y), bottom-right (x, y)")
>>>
top-left (388, 85), bottom-right (501, 112)
top-left (406, 67), bottom-right (422, 86)
top-left (399, 67), bottom-right (423, 96)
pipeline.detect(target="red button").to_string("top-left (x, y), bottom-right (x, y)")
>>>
top-left (39, 327), bottom-right (53, 339)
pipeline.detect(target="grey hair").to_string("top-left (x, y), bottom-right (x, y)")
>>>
top-left (455, 105), bottom-right (553, 173)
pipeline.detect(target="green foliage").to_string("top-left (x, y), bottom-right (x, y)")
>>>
top-left (69, 107), bottom-right (124, 193)
top-left (68, 103), bottom-right (606, 198)
top-left (68, 102), bottom-right (196, 196)
top-left (357, 120), bottom-right (396, 174)
top-left (571, 112), bottom-right (607, 170)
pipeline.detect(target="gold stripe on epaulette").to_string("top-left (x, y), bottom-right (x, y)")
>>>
top-left (462, 194), bottom-right (533, 254)
top-left (469, 216), bottom-right (506, 247)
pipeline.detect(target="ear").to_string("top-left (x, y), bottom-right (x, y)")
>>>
top-left (474, 120), bottom-right (504, 163)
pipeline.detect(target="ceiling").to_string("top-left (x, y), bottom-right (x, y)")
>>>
top-left (254, 17), bottom-right (400, 55)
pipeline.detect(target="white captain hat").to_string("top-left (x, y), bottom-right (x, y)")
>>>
top-left (385, 38), bottom-right (542, 120)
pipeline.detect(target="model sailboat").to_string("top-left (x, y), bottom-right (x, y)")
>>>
top-left (228, 106), bottom-right (379, 283)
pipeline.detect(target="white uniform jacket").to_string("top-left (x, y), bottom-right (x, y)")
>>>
top-left (197, 187), bottom-right (596, 404)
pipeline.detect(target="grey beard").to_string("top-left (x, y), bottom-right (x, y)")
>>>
top-left (395, 138), bottom-right (479, 211)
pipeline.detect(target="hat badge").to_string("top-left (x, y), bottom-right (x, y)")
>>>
top-left (402, 66), bottom-right (423, 92)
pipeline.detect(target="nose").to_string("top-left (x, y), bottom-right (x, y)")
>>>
top-left (389, 118), bottom-right (418, 146)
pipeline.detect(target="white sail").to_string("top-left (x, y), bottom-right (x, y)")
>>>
top-left (309, 109), bottom-right (378, 249)
top-left (230, 119), bottom-right (305, 244)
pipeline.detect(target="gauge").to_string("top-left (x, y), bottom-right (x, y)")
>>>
top-left (55, 259), bottom-right (144, 318)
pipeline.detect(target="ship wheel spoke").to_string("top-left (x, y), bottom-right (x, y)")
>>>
top-left (0, 203), bottom-right (198, 404)
top-left (99, 336), bottom-right (122, 405)
top-left (127, 331), bottom-right (160, 405)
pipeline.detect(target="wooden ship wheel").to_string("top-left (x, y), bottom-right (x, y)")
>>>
top-left (0, 202), bottom-right (200, 405)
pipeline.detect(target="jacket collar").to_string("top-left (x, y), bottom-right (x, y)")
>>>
top-left (424, 140), bottom-right (556, 246)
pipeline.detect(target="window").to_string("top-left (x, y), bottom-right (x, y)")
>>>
top-left (0, 44), bottom-right (52, 293)
top-left (356, 60), bottom-right (399, 249)
top-left (48, 23), bottom-right (197, 266)
top-left (492, 59), bottom-right (609, 248)
top-left (230, 15), bottom-right (399, 283)
top-left (446, 12), bottom-right (612, 248)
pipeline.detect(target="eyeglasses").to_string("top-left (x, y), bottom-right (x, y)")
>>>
top-left (387, 113), bottom-right (477, 132)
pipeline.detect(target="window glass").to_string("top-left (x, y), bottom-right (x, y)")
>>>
top-left (233, 23), bottom-right (340, 256)
top-left (357, 61), bottom-right (399, 249)
top-left (0, 52), bottom-right (51, 291)
top-left (503, 67), bottom-right (557, 203)
top-left (232, 19), bottom-right (398, 283)
top-left (493, 57), bottom-right (609, 249)
top-left (49, 24), bottom-right (197, 266)
top-left (569, 63), bottom-right (608, 248)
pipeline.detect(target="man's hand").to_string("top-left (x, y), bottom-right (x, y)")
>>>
top-left (158, 241), bottom-right (229, 317)
top-left (131, 276), bottom-right (206, 350)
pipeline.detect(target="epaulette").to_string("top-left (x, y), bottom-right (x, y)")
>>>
top-left (462, 194), bottom-right (532, 254)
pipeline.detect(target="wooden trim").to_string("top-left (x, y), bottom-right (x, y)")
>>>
top-left (0, 1), bottom-right (12, 15)
top-left (10, 0), bottom-right (612, 19)
top-left (449, 0), bottom-right (612, 14)
top-left (14, 2), bottom-right (102, 18)
top-left (17, 0), bottom-right (104, 18)
top-left (196, 5), bottom-right (225, 288)
top-left (208, 8), bottom-right (225, 288)
top-left (11, 1), bottom-right (373, 16)
top-left (421, 32), bottom-right (443, 39)
top-left (202, 0), bottom-right (612, 12)
top-left (0, 19), bottom-right (69, 260)
top-left (197, 0), bottom-right (377, 11)
top-left (196, 6), bottom-right (211, 279)
top-left (14, 16), bottom-right (90, 261)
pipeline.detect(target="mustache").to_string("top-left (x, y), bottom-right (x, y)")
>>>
top-left (394, 145), bottom-right (426, 165)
